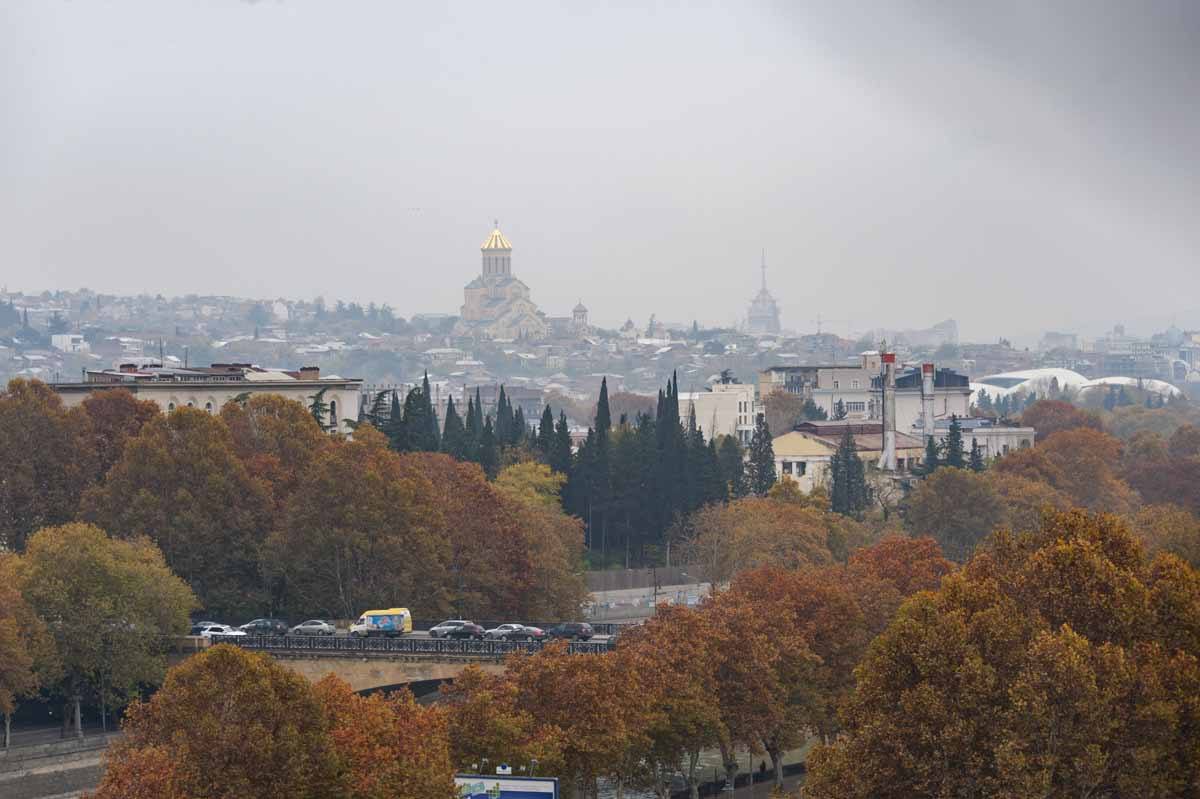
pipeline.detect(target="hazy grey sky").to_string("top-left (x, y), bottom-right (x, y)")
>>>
top-left (4, 1), bottom-right (1198, 341)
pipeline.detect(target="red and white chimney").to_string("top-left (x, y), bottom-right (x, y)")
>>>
top-left (878, 353), bottom-right (897, 471)
top-left (922, 363), bottom-right (936, 443)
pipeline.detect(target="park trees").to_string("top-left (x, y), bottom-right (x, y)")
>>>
top-left (91, 646), bottom-right (342, 799)
top-left (1020, 399), bottom-right (1102, 440)
top-left (0, 378), bottom-right (95, 551)
top-left (81, 407), bottom-right (273, 618)
top-left (267, 429), bottom-right (452, 620)
top-left (805, 510), bottom-right (1200, 799)
top-left (746, 414), bottom-right (776, 495)
top-left (906, 468), bottom-right (1006, 561)
top-left (829, 428), bottom-right (870, 517)
top-left (13, 523), bottom-right (196, 738)
top-left (0, 561), bottom-right (53, 750)
top-left (80, 389), bottom-right (161, 479)
top-left (219, 392), bottom-right (328, 510)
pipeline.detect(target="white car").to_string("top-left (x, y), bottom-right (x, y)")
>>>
top-left (428, 620), bottom-right (472, 638)
top-left (199, 624), bottom-right (246, 638)
top-left (485, 623), bottom-right (542, 641)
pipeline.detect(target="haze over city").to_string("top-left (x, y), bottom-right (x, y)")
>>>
top-left (5, 1), bottom-right (1199, 342)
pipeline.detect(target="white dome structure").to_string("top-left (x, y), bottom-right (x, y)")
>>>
top-left (971, 368), bottom-right (1089, 402)
top-left (1079, 376), bottom-right (1185, 399)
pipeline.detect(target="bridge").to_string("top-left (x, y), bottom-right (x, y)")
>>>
top-left (189, 635), bottom-right (615, 693)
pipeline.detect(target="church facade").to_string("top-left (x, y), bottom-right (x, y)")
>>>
top-left (747, 251), bottom-right (782, 334)
top-left (455, 224), bottom-right (550, 340)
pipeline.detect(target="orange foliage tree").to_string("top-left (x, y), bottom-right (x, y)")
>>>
top-left (0, 379), bottom-right (95, 551)
top-left (1019, 399), bottom-right (1102, 440)
top-left (805, 510), bottom-right (1200, 798)
top-left (80, 388), bottom-right (160, 480)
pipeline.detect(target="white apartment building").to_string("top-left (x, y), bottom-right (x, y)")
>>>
top-left (50, 333), bottom-right (90, 354)
top-left (678, 379), bottom-right (757, 445)
top-left (758, 352), bottom-right (882, 421)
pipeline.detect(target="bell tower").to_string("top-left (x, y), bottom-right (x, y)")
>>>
top-left (480, 220), bottom-right (513, 279)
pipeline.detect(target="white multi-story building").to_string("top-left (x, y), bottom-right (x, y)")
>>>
top-left (50, 334), bottom-right (90, 354)
top-left (678, 379), bottom-right (757, 445)
top-left (758, 352), bottom-right (881, 421)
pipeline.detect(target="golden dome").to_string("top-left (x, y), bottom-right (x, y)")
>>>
top-left (481, 221), bottom-right (512, 251)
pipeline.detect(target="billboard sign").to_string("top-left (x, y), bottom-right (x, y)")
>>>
top-left (454, 775), bottom-right (559, 799)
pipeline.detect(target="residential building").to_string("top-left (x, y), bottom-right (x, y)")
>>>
top-left (937, 417), bottom-right (1035, 460)
top-left (50, 334), bottom-right (90, 354)
top-left (758, 352), bottom-right (882, 421)
top-left (678, 378), bottom-right (757, 445)
top-left (774, 420), bottom-right (925, 492)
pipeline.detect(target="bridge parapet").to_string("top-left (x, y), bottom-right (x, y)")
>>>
top-left (213, 634), bottom-right (613, 658)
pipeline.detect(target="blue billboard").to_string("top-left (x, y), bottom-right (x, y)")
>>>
top-left (454, 775), bottom-right (559, 799)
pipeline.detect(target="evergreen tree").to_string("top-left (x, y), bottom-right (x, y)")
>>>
top-left (833, 399), bottom-right (848, 420)
top-left (463, 394), bottom-right (479, 462)
top-left (440, 396), bottom-right (467, 460)
top-left (363, 390), bottom-right (391, 431)
top-left (550, 411), bottom-right (573, 474)
top-left (399, 385), bottom-right (437, 452)
top-left (307, 387), bottom-right (332, 432)
top-left (922, 436), bottom-right (941, 474)
top-left (478, 416), bottom-right (499, 478)
top-left (384, 391), bottom-right (406, 451)
top-left (944, 414), bottom-right (966, 469)
top-left (536, 405), bottom-right (555, 454)
top-left (800, 398), bottom-right (828, 422)
top-left (421, 372), bottom-right (440, 450)
top-left (511, 406), bottom-right (527, 447)
top-left (830, 427), bottom-right (870, 517)
top-left (595, 377), bottom-right (612, 438)
top-left (717, 434), bottom-right (748, 498)
top-left (969, 439), bottom-right (986, 472)
top-left (746, 414), bottom-right (777, 496)
top-left (495, 386), bottom-right (513, 445)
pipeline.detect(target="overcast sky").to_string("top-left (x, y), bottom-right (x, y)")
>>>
top-left (4, 1), bottom-right (1198, 342)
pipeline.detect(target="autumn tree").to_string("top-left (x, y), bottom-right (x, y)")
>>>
top-left (266, 429), bottom-right (452, 620)
top-left (906, 467), bottom-right (1006, 562)
top-left (1168, 423), bottom-right (1200, 459)
top-left (0, 560), bottom-right (54, 750)
top-left (805, 510), bottom-right (1200, 799)
top-left (986, 471), bottom-right (1072, 533)
top-left (14, 523), bottom-right (196, 738)
top-left (80, 389), bottom-right (160, 479)
top-left (81, 408), bottom-right (273, 618)
top-left (91, 646), bottom-right (341, 799)
top-left (993, 427), bottom-right (1140, 516)
top-left (1131, 504), bottom-right (1200, 568)
top-left (0, 379), bottom-right (95, 551)
top-left (762, 389), bottom-right (806, 438)
top-left (315, 676), bottom-right (456, 799)
top-left (1020, 398), bottom-right (1102, 440)
top-left (219, 392), bottom-right (328, 511)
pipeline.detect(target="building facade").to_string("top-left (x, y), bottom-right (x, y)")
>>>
top-left (53, 363), bottom-right (362, 434)
top-left (759, 352), bottom-right (882, 421)
top-left (455, 224), bottom-right (549, 340)
top-left (678, 379), bottom-right (757, 445)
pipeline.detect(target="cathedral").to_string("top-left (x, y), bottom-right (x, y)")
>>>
top-left (746, 250), bottom-right (781, 334)
top-left (454, 223), bottom-right (550, 340)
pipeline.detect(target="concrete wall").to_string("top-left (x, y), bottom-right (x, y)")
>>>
top-left (269, 655), bottom-right (507, 693)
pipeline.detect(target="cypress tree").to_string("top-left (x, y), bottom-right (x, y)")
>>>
top-left (496, 386), bottom-right (513, 445)
top-left (400, 386), bottom-right (434, 452)
top-left (830, 427), bottom-right (869, 517)
top-left (944, 414), bottom-right (966, 469)
top-left (746, 414), bottom-right (776, 496)
top-left (421, 372), bottom-right (440, 450)
top-left (550, 411), bottom-right (573, 474)
top-left (463, 394), bottom-right (479, 462)
top-left (537, 405), bottom-right (555, 454)
top-left (441, 395), bottom-right (467, 460)
top-left (385, 390), bottom-right (407, 451)
top-left (717, 434), bottom-right (748, 498)
top-left (596, 377), bottom-right (612, 439)
top-left (969, 439), bottom-right (986, 472)
top-left (512, 406), bottom-right (526, 446)
top-left (478, 416), bottom-right (499, 478)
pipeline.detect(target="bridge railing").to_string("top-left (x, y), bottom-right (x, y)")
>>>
top-left (212, 635), bottom-right (613, 657)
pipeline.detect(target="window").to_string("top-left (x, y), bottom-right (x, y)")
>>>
top-left (796, 461), bottom-right (807, 476)
top-left (847, 402), bottom-right (865, 413)
top-left (852, 379), bottom-right (860, 389)
top-left (186, 401), bottom-right (194, 408)
top-left (833, 380), bottom-right (840, 389)
top-left (204, 402), bottom-right (213, 413)
top-left (167, 402), bottom-right (175, 412)
top-left (782, 461), bottom-right (793, 475)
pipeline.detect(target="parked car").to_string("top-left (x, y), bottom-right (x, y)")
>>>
top-left (546, 622), bottom-right (594, 641)
top-left (349, 608), bottom-right (412, 638)
top-left (199, 624), bottom-right (246, 638)
top-left (444, 622), bottom-right (486, 640)
top-left (428, 619), bottom-right (472, 638)
top-left (189, 620), bottom-right (219, 635)
top-left (485, 623), bottom-right (543, 641)
top-left (291, 619), bottom-right (336, 636)
top-left (239, 618), bottom-right (290, 636)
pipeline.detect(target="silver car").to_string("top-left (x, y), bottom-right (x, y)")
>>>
top-left (291, 619), bottom-right (336, 636)
top-left (428, 619), bottom-right (471, 638)
top-left (485, 623), bottom-right (536, 641)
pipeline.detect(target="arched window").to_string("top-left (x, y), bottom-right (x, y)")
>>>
top-left (204, 401), bottom-right (213, 413)
top-left (329, 399), bottom-right (338, 430)
top-left (187, 401), bottom-right (194, 408)
top-left (167, 402), bottom-right (176, 412)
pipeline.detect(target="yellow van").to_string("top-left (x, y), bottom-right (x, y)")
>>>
top-left (349, 607), bottom-right (412, 638)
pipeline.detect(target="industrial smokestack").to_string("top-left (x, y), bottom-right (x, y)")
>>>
top-left (879, 353), bottom-right (897, 471)
top-left (922, 363), bottom-right (936, 444)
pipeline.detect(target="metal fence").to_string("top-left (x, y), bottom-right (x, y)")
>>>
top-left (410, 620), bottom-right (628, 636)
top-left (215, 634), bottom-right (614, 657)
